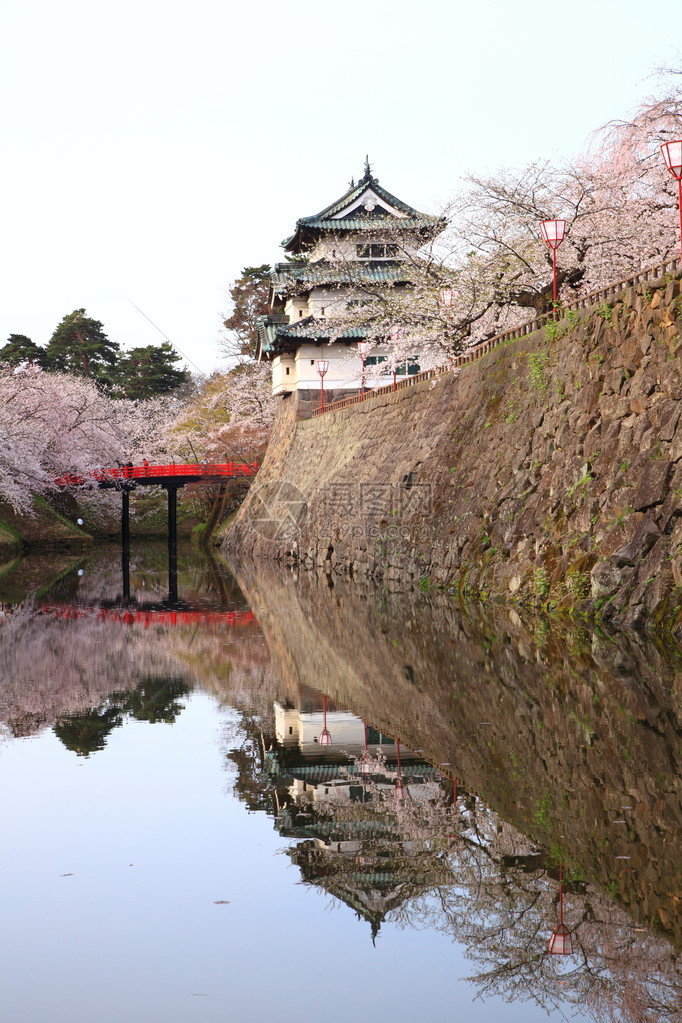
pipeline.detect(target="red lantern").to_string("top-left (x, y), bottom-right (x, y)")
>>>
top-left (540, 219), bottom-right (567, 320)
top-left (661, 140), bottom-right (682, 259)
top-left (540, 219), bottom-right (567, 249)
top-left (439, 288), bottom-right (455, 307)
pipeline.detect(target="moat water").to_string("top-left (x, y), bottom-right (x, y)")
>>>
top-left (0, 543), bottom-right (680, 1023)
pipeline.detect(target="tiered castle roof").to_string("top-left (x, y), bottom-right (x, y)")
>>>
top-left (257, 162), bottom-right (444, 359)
top-left (282, 159), bottom-right (442, 254)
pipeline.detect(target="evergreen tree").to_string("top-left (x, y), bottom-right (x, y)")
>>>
top-left (43, 309), bottom-right (120, 382)
top-left (222, 264), bottom-right (271, 360)
top-left (0, 334), bottom-right (44, 367)
top-left (115, 342), bottom-right (190, 399)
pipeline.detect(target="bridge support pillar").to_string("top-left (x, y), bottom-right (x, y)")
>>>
top-left (167, 484), bottom-right (178, 555)
top-left (122, 489), bottom-right (130, 552)
top-left (165, 484), bottom-right (180, 604)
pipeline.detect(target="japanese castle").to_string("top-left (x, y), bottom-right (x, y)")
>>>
top-left (256, 160), bottom-right (444, 404)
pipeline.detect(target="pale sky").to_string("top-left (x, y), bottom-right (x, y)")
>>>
top-left (0, 0), bottom-right (679, 375)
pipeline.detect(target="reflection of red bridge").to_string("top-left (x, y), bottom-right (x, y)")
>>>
top-left (55, 462), bottom-right (259, 488)
top-left (41, 604), bottom-right (257, 628)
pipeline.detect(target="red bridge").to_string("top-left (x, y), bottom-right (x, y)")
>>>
top-left (54, 460), bottom-right (259, 555)
top-left (55, 461), bottom-right (259, 488)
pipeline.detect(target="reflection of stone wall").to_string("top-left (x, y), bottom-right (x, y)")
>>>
top-left (224, 275), bottom-right (682, 630)
top-left (229, 557), bottom-right (682, 946)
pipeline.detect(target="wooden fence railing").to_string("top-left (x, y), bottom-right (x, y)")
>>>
top-left (310, 256), bottom-right (680, 418)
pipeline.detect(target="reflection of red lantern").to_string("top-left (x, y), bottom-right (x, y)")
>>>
top-left (540, 219), bottom-right (567, 320)
top-left (548, 923), bottom-right (573, 955)
top-left (548, 863), bottom-right (574, 955)
top-left (394, 739), bottom-right (408, 800)
top-left (318, 694), bottom-right (332, 746)
top-left (661, 141), bottom-right (682, 258)
top-left (360, 721), bottom-right (371, 774)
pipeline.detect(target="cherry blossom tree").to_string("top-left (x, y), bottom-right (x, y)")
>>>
top-left (0, 365), bottom-right (183, 514)
top-left (310, 71), bottom-right (682, 370)
top-left (170, 363), bottom-right (275, 465)
top-left (166, 363), bottom-right (276, 529)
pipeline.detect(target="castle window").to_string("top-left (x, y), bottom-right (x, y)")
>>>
top-left (320, 307), bottom-right (326, 316)
top-left (299, 309), bottom-right (304, 317)
top-left (286, 367), bottom-right (290, 375)
top-left (357, 243), bottom-right (399, 259)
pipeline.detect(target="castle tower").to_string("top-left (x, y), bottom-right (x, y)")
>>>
top-left (257, 160), bottom-right (443, 405)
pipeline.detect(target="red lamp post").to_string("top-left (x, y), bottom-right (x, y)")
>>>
top-left (357, 341), bottom-right (369, 395)
top-left (388, 326), bottom-right (403, 391)
top-left (661, 140), bottom-right (682, 259)
top-left (316, 359), bottom-right (329, 412)
top-left (540, 219), bottom-right (567, 320)
top-left (548, 862), bottom-right (574, 955)
top-left (318, 694), bottom-right (332, 746)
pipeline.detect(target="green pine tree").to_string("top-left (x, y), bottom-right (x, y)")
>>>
top-left (0, 334), bottom-right (45, 367)
top-left (222, 264), bottom-right (271, 360)
top-left (43, 309), bottom-right (120, 382)
top-left (115, 342), bottom-right (190, 399)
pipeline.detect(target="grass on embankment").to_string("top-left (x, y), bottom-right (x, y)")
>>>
top-left (0, 496), bottom-right (92, 550)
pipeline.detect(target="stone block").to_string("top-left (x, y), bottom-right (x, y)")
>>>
top-left (633, 461), bottom-right (671, 511)
top-left (611, 513), bottom-right (662, 566)
top-left (591, 558), bottom-right (626, 598)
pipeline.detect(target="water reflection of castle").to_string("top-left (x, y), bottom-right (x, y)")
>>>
top-left (265, 686), bottom-right (455, 940)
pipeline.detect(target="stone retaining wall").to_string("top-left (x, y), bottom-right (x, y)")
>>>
top-left (223, 272), bottom-right (682, 630)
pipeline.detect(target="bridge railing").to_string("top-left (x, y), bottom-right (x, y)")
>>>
top-left (54, 461), bottom-right (259, 487)
top-left (311, 255), bottom-right (681, 418)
